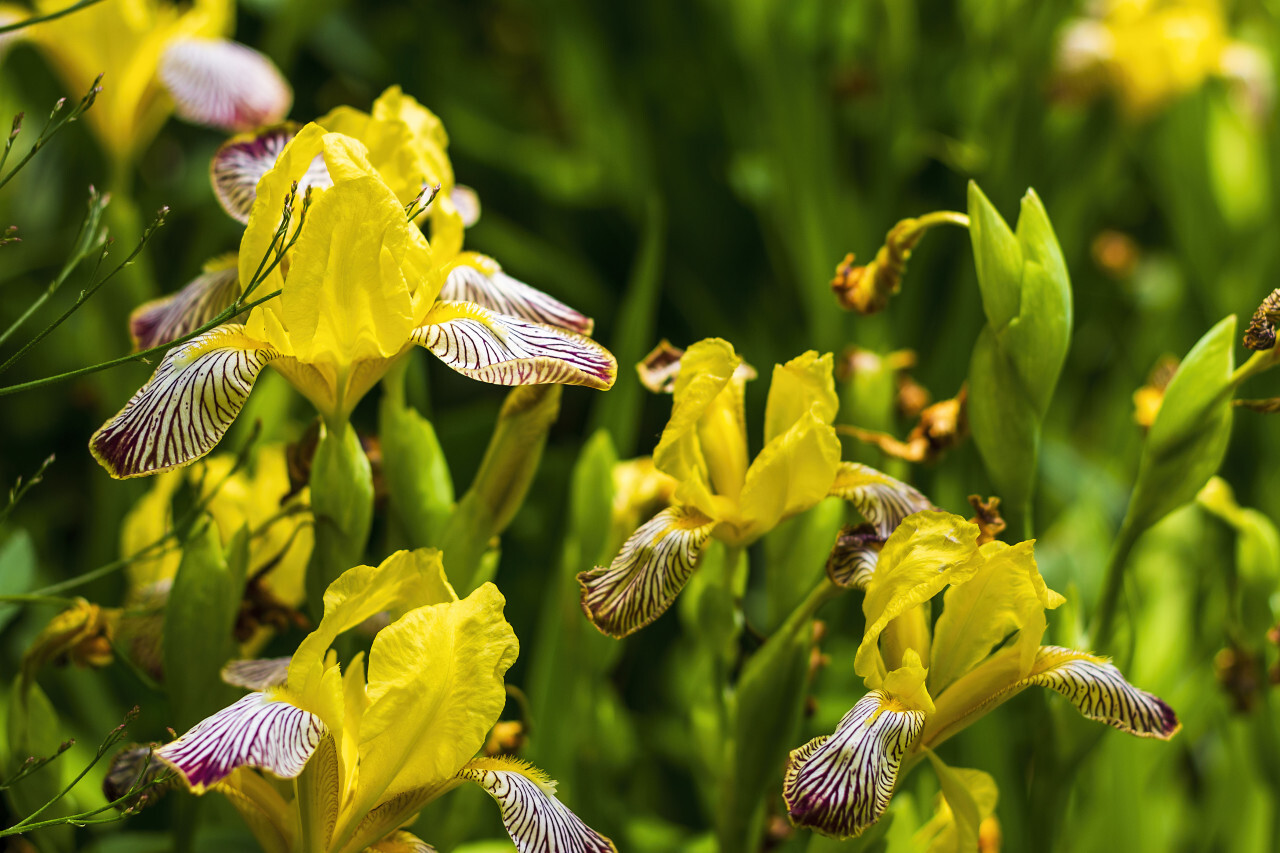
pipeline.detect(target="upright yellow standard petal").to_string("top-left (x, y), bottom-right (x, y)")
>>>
top-left (241, 123), bottom-right (328, 353)
top-left (736, 409), bottom-right (842, 539)
top-left (763, 350), bottom-right (839, 443)
top-left (929, 540), bottom-right (1065, 694)
top-left (287, 550), bottom-right (456, 710)
top-left (356, 583), bottom-right (518, 808)
top-left (855, 512), bottom-right (982, 684)
top-left (277, 136), bottom-right (435, 367)
top-left (653, 338), bottom-right (748, 518)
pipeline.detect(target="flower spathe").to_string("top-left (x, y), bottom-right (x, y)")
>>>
top-left (91, 125), bottom-right (616, 479)
top-left (578, 338), bottom-right (931, 637)
top-left (155, 549), bottom-right (616, 853)
top-left (10, 0), bottom-right (291, 164)
top-left (782, 511), bottom-right (1181, 840)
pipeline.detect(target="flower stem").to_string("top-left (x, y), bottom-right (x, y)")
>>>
top-left (1090, 513), bottom-right (1141, 651)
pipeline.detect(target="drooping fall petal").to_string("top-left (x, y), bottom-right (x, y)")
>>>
top-left (221, 657), bottom-right (292, 691)
top-left (155, 692), bottom-right (325, 792)
top-left (926, 644), bottom-right (1181, 747)
top-left (577, 505), bottom-right (717, 638)
top-left (829, 462), bottom-right (934, 539)
top-left (441, 254), bottom-right (594, 335)
top-left (459, 757), bottom-right (618, 853)
top-left (826, 524), bottom-right (883, 590)
top-left (90, 325), bottom-right (279, 479)
top-left (783, 690), bottom-right (926, 839)
top-left (412, 301), bottom-right (616, 390)
top-left (158, 37), bottom-right (292, 132)
top-left (212, 124), bottom-right (332, 224)
top-left (1022, 646), bottom-right (1181, 738)
top-left (129, 253), bottom-right (241, 349)
top-left (451, 185), bottom-right (481, 227)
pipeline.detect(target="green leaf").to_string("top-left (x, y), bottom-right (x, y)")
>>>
top-left (762, 497), bottom-right (844, 631)
top-left (0, 530), bottom-right (36, 632)
top-left (1126, 315), bottom-right (1237, 535)
top-left (719, 605), bottom-right (813, 853)
top-left (379, 393), bottom-right (454, 549)
top-left (305, 420), bottom-right (374, 619)
top-left (923, 753), bottom-right (998, 853)
top-left (5, 682), bottom-right (74, 852)
top-left (165, 518), bottom-right (245, 730)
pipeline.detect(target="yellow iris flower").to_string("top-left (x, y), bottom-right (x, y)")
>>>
top-left (1057, 0), bottom-right (1269, 118)
top-left (8, 0), bottom-right (291, 166)
top-left (782, 511), bottom-right (1180, 840)
top-left (578, 338), bottom-right (932, 637)
top-left (91, 119), bottom-right (614, 479)
top-left (155, 548), bottom-right (616, 853)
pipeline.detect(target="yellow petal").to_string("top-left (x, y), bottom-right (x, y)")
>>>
top-left (369, 830), bottom-right (438, 853)
top-left (916, 755), bottom-right (999, 853)
top-left (120, 470), bottom-right (184, 589)
top-left (737, 409), bottom-right (842, 539)
top-left (929, 540), bottom-right (1065, 694)
top-left (286, 549), bottom-right (456, 711)
top-left (653, 338), bottom-right (748, 517)
top-left (855, 512), bottom-right (982, 685)
top-left (355, 582), bottom-right (518, 806)
top-left (277, 135), bottom-right (435, 366)
top-left (882, 648), bottom-right (935, 714)
top-left (215, 768), bottom-right (295, 853)
top-left (241, 122), bottom-right (328, 350)
top-left (763, 350), bottom-right (838, 443)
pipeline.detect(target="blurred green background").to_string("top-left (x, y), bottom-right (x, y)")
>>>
top-left (2, 0), bottom-right (1279, 851)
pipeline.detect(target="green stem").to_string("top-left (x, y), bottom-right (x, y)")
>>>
top-left (0, 287), bottom-right (281, 397)
top-left (305, 418), bottom-right (373, 619)
top-left (0, 0), bottom-right (106, 34)
top-left (1231, 347), bottom-right (1280, 387)
top-left (1090, 514), bottom-right (1141, 651)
